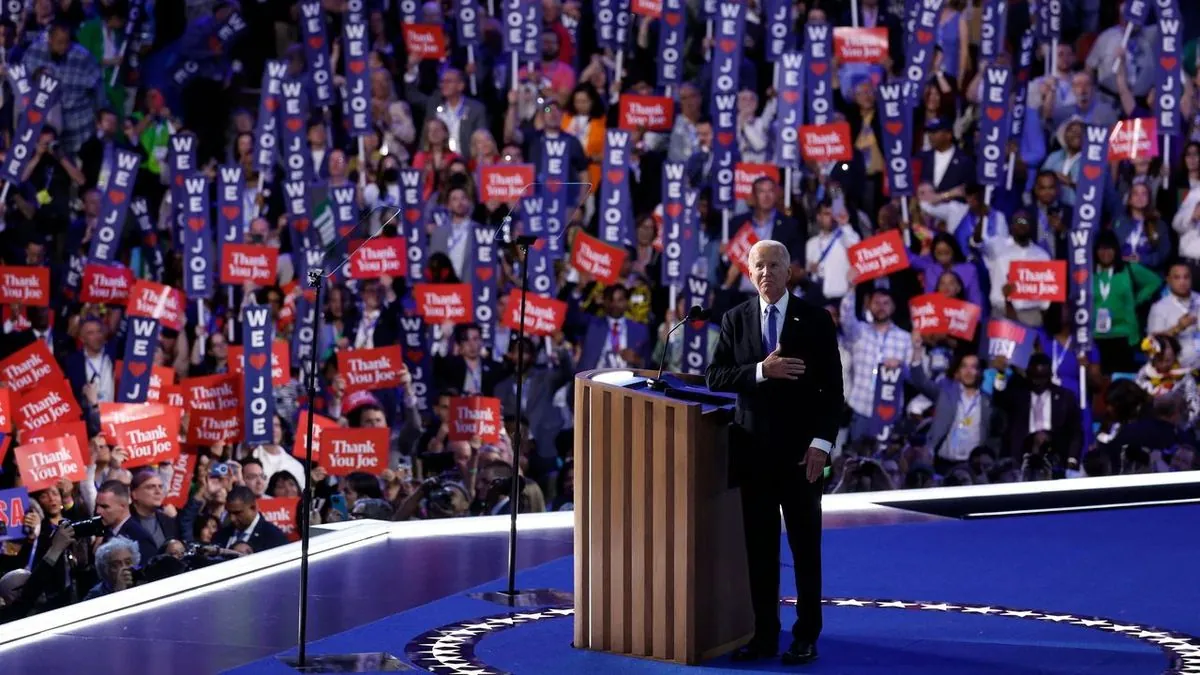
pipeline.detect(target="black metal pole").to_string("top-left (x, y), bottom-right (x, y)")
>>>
top-left (504, 238), bottom-right (535, 602)
top-left (297, 269), bottom-right (325, 666)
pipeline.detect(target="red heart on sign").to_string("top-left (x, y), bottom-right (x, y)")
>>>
top-left (664, 11), bottom-right (681, 26)
top-left (27, 109), bottom-right (41, 124)
top-left (1083, 165), bottom-right (1102, 181)
top-left (292, 218), bottom-right (310, 233)
top-left (1161, 56), bottom-right (1178, 71)
top-left (406, 349), bottom-right (425, 363)
top-left (782, 91), bottom-right (800, 104)
top-left (875, 404), bottom-right (895, 419)
top-left (719, 39), bottom-right (737, 53)
top-left (187, 216), bottom-right (206, 231)
top-left (917, 30), bottom-right (933, 45)
top-left (1073, 268), bottom-right (1089, 285)
top-left (249, 354), bottom-right (269, 370)
top-left (405, 208), bottom-right (422, 223)
top-left (986, 107), bottom-right (1005, 122)
top-left (339, 225), bottom-right (354, 237)
top-left (208, 35), bottom-right (222, 53)
top-left (885, 121), bottom-right (903, 136)
top-left (348, 60), bottom-right (366, 75)
top-left (666, 203), bottom-right (683, 219)
top-left (545, 179), bottom-right (562, 193)
top-left (717, 131), bottom-right (734, 146)
top-left (477, 266), bottom-right (494, 281)
top-left (308, 36), bottom-right (324, 50)
top-left (222, 205), bottom-right (241, 220)
top-left (606, 169), bottom-right (625, 184)
top-left (285, 118), bottom-right (303, 133)
top-left (175, 173), bottom-right (185, 187)
top-left (809, 62), bottom-right (828, 76)
top-left (108, 190), bottom-right (126, 205)
top-left (265, 96), bottom-right (278, 113)
top-left (127, 362), bottom-right (147, 378)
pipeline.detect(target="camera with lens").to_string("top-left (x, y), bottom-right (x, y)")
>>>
top-left (425, 475), bottom-right (460, 512)
top-left (65, 515), bottom-right (106, 539)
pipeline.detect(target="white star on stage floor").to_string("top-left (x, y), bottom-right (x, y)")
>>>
top-left (830, 599), bottom-right (869, 606)
top-left (1037, 614), bottom-right (1076, 622)
top-left (1001, 610), bottom-right (1039, 618)
top-left (921, 603), bottom-right (959, 611)
top-left (962, 606), bottom-right (1002, 614)
top-left (875, 600), bottom-right (913, 608)
top-left (1106, 624), bottom-right (1140, 632)
top-left (1071, 618), bottom-right (1109, 627)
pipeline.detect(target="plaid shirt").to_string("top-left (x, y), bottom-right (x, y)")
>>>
top-left (22, 34), bottom-right (104, 155)
top-left (839, 293), bottom-right (914, 418)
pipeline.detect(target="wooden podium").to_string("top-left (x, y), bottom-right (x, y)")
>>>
top-left (573, 370), bottom-right (753, 665)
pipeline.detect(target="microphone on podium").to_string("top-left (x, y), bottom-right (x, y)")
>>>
top-left (648, 305), bottom-right (710, 392)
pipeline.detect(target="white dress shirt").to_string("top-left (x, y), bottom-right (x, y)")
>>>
top-left (448, 219), bottom-right (471, 279)
top-left (980, 236), bottom-right (1052, 311)
top-left (804, 224), bottom-right (860, 300)
top-left (85, 351), bottom-right (115, 402)
top-left (932, 147), bottom-right (954, 187)
top-left (1147, 292), bottom-right (1200, 368)
top-left (1029, 390), bottom-right (1053, 433)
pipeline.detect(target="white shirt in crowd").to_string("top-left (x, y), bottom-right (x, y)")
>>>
top-left (1147, 291), bottom-right (1200, 369)
top-left (979, 236), bottom-right (1052, 311)
top-left (1029, 390), bottom-right (1053, 433)
top-left (805, 224), bottom-right (860, 301)
top-left (931, 147), bottom-right (955, 187)
top-left (85, 351), bottom-right (115, 402)
top-left (252, 446), bottom-right (308, 490)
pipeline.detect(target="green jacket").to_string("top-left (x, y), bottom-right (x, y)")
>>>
top-left (77, 19), bottom-right (126, 116)
top-left (1093, 262), bottom-right (1161, 344)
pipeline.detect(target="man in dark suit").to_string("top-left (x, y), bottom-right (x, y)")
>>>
top-left (992, 353), bottom-right (1083, 464)
top-left (1, 306), bottom-right (70, 361)
top-left (706, 240), bottom-right (843, 666)
top-left (64, 316), bottom-right (118, 408)
top-left (95, 481), bottom-right (159, 564)
top-left (434, 323), bottom-right (507, 396)
top-left (216, 486), bottom-right (289, 553)
top-left (494, 336), bottom-right (575, 475)
top-left (918, 118), bottom-right (973, 202)
top-left (405, 67), bottom-right (489, 156)
top-left (574, 285), bottom-right (653, 372)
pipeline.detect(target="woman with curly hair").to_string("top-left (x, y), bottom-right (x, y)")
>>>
top-left (1134, 335), bottom-right (1200, 425)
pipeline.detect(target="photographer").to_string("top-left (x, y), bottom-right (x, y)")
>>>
top-left (394, 476), bottom-right (471, 521)
top-left (0, 524), bottom-right (77, 623)
top-left (832, 457), bottom-right (895, 493)
top-left (83, 536), bottom-right (139, 601)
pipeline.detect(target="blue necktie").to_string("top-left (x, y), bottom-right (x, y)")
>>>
top-left (764, 306), bottom-right (778, 354)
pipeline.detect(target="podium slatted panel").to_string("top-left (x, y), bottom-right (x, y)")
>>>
top-left (575, 373), bottom-right (752, 665)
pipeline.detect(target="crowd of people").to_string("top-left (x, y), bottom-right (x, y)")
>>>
top-left (1, 0), bottom-right (1200, 619)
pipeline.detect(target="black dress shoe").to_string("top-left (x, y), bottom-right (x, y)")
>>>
top-left (731, 643), bottom-right (777, 662)
top-left (781, 640), bottom-right (818, 665)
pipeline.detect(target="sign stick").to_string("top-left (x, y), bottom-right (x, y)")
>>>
top-left (1113, 23), bottom-right (1134, 73)
top-left (612, 51), bottom-right (624, 104)
top-left (467, 46), bottom-right (478, 96)
top-left (900, 198), bottom-right (910, 225)
top-left (1005, 151), bottom-right (1016, 191)
top-left (510, 51), bottom-right (519, 91)
top-left (984, 184), bottom-right (994, 207)
top-left (705, 20), bottom-right (713, 62)
top-left (784, 167), bottom-right (793, 209)
top-left (357, 137), bottom-right (367, 189)
top-left (669, 284), bottom-right (678, 312)
top-left (721, 209), bottom-right (730, 243)
top-left (851, 0), bottom-right (859, 27)
top-left (197, 302), bottom-right (207, 358)
top-left (226, 287), bottom-right (236, 341)
top-left (1164, 136), bottom-right (1171, 190)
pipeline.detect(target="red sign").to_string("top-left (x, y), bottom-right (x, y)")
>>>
top-left (799, 122), bottom-right (854, 162)
top-left (1007, 260), bottom-right (1067, 302)
top-left (220, 244), bottom-right (279, 285)
top-left (182, 374), bottom-right (242, 444)
top-left (0, 342), bottom-right (61, 394)
top-left (337, 345), bottom-right (407, 393)
top-left (146, 365), bottom-right (176, 401)
top-left (109, 408), bottom-right (182, 469)
top-left (727, 223), bottom-right (760, 278)
top-left (0, 387), bottom-right (9, 431)
top-left (631, 0), bottom-right (662, 17)
top-left (571, 232), bottom-right (627, 285)
top-left (848, 231), bottom-right (910, 283)
top-left (99, 402), bottom-right (167, 439)
top-left (347, 238), bottom-right (407, 279)
top-left (14, 379), bottom-right (81, 434)
top-left (81, 264), bottom-right (135, 305)
top-left (259, 496), bottom-right (300, 542)
top-left (478, 164), bottom-right (535, 204)
top-left (1108, 118), bottom-right (1159, 161)
top-left (127, 280), bottom-right (185, 330)
top-left (402, 24), bottom-right (447, 60)
top-left (734, 163), bottom-right (781, 200)
top-left (617, 95), bottom-right (675, 131)
top-left (228, 340), bottom-right (291, 386)
top-left (15, 436), bottom-right (87, 493)
top-left (162, 451), bottom-right (196, 510)
top-left (833, 27), bottom-right (890, 63)
top-left (413, 283), bottom-right (473, 323)
top-left (21, 420), bottom-right (89, 465)
top-left (321, 427), bottom-right (389, 476)
top-left (293, 411), bottom-right (337, 463)
top-left (910, 294), bottom-right (980, 340)
top-left (448, 396), bottom-right (503, 444)
top-left (501, 291), bottom-right (567, 336)
top-left (0, 266), bottom-right (49, 306)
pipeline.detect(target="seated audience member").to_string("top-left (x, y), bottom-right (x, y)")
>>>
top-left (85, 536), bottom-right (140, 600)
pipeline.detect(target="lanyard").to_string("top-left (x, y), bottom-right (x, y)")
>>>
top-left (1127, 224), bottom-right (1145, 253)
top-left (958, 394), bottom-right (980, 426)
top-left (448, 223), bottom-right (469, 251)
top-left (816, 228), bottom-right (845, 266)
top-left (1051, 337), bottom-right (1070, 376)
top-left (871, 327), bottom-right (895, 366)
top-left (466, 365), bottom-right (481, 392)
top-left (87, 356), bottom-right (105, 382)
top-left (1098, 269), bottom-right (1114, 302)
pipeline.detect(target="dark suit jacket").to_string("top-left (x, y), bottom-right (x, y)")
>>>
top-left (908, 366), bottom-right (1001, 457)
top-left (705, 296), bottom-right (844, 466)
top-left (345, 304), bottom-right (400, 348)
top-left (108, 518), bottom-right (159, 564)
top-left (728, 212), bottom-right (806, 266)
top-left (216, 516), bottom-right (289, 553)
top-left (992, 376), bottom-right (1083, 462)
top-left (64, 347), bottom-right (117, 410)
top-left (494, 348), bottom-right (575, 459)
top-left (434, 354), bottom-right (507, 397)
top-left (576, 316), bottom-right (653, 373)
top-left (919, 147), bottom-right (974, 195)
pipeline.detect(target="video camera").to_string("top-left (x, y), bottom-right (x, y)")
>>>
top-left (64, 515), bottom-right (106, 539)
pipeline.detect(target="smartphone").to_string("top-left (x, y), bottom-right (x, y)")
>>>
top-left (330, 493), bottom-right (349, 519)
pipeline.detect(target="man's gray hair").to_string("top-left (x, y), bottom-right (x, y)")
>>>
top-left (96, 536), bottom-right (141, 571)
top-left (748, 239), bottom-right (790, 264)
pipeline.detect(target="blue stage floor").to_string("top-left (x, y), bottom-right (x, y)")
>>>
top-left (219, 504), bottom-right (1200, 675)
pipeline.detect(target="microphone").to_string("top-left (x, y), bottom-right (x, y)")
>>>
top-left (649, 305), bottom-right (708, 391)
